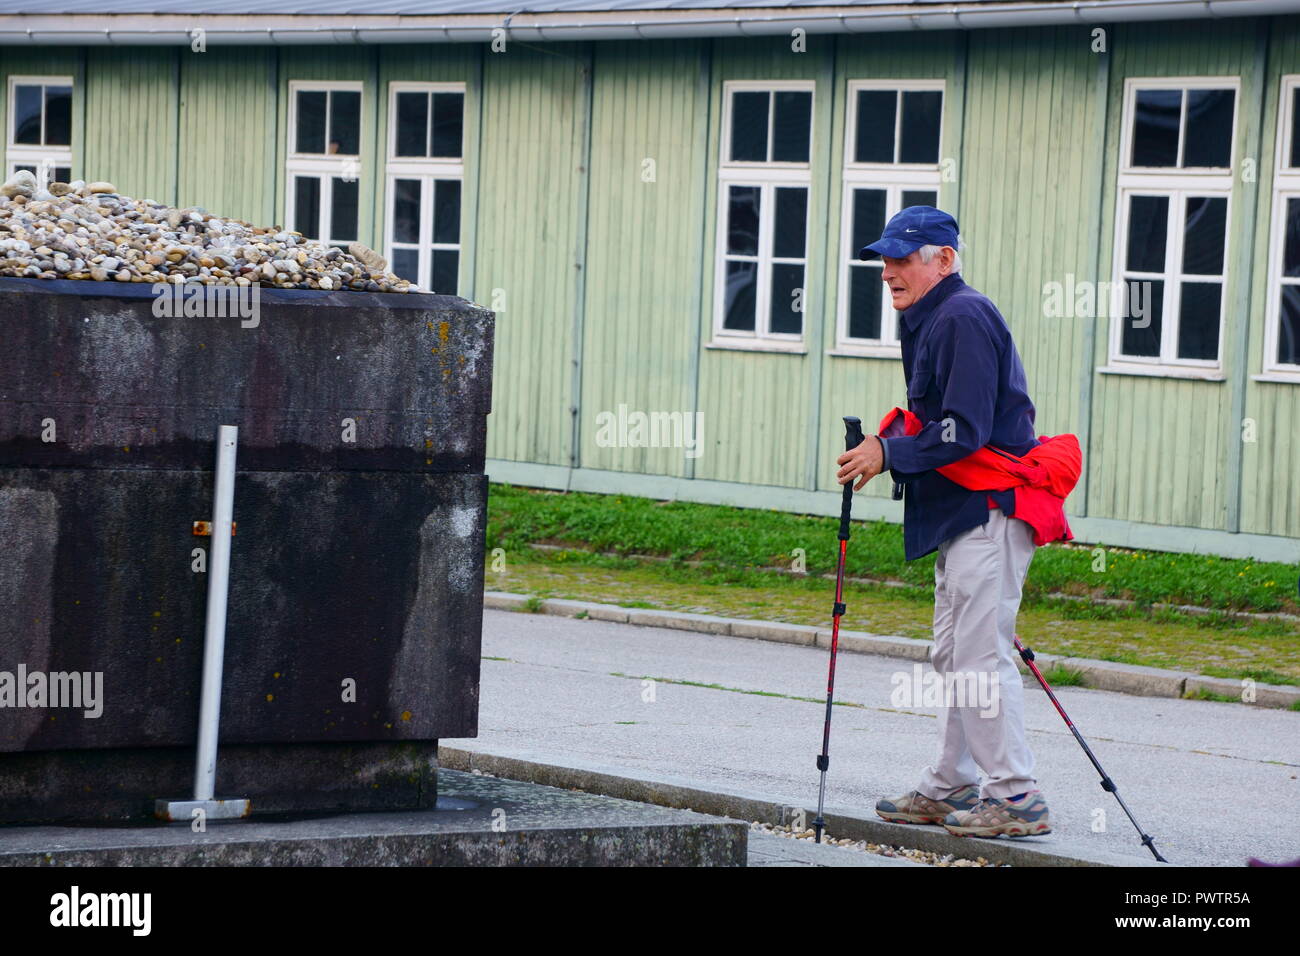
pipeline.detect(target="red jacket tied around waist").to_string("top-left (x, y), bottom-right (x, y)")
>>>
top-left (877, 407), bottom-right (1082, 547)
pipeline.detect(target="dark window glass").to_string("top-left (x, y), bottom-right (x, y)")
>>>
top-left (396, 92), bottom-right (428, 157)
top-left (727, 185), bottom-right (760, 257)
top-left (902, 190), bottom-right (938, 210)
top-left (855, 90), bottom-right (896, 164)
top-left (433, 179), bottom-right (461, 244)
top-left (293, 175), bottom-right (320, 240)
top-left (770, 263), bottom-right (804, 334)
top-left (14, 164), bottom-right (35, 174)
top-left (431, 250), bottom-right (459, 293)
top-left (44, 85), bottom-right (71, 146)
top-left (431, 92), bottom-right (464, 158)
top-left (1279, 285), bottom-right (1300, 366)
top-left (723, 260), bottom-right (758, 330)
top-left (54, 166), bottom-right (71, 183)
top-left (851, 188), bottom-right (886, 255)
top-left (848, 264), bottom-right (883, 339)
top-left (330, 177), bottom-right (359, 242)
top-left (393, 178), bottom-right (421, 244)
top-left (1284, 197), bottom-right (1300, 278)
top-left (899, 90), bottom-right (942, 164)
top-left (295, 90), bottom-right (327, 154)
top-left (392, 248), bottom-right (419, 284)
top-left (1120, 279), bottom-right (1163, 356)
top-left (1177, 282), bottom-right (1221, 360)
top-left (330, 90), bottom-right (361, 155)
top-left (1131, 89), bottom-right (1181, 168)
top-left (1126, 195), bottom-right (1169, 273)
top-left (1291, 89), bottom-right (1300, 169)
top-left (1182, 196), bottom-right (1226, 276)
top-left (730, 91), bottom-right (769, 162)
top-left (13, 85), bottom-right (42, 145)
top-left (772, 90), bottom-right (811, 163)
top-left (772, 187), bottom-right (807, 260)
top-left (1183, 89), bottom-right (1234, 168)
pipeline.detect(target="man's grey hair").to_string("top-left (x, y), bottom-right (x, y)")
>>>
top-left (918, 238), bottom-right (964, 273)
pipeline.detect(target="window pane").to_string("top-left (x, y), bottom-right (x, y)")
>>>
top-left (1126, 195), bottom-right (1168, 273)
top-left (1131, 89), bottom-right (1181, 168)
top-left (730, 91), bottom-right (769, 162)
top-left (395, 92), bottom-right (428, 157)
top-left (727, 185), bottom-right (760, 256)
top-left (430, 250), bottom-right (459, 293)
top-left (295, 90), bottom-right (327, 154)
top-left (330, 177), bottom-right (359, 242)
top-left (902, 190), bottom-right (938, 210)
top-left (433, 179), bottom-right (461, 244)
top-left (854, 90), bottom-right (896, 164)
top-left (723, 260), bottom-right (757, 330)
top-left (1182, 196), bottom-right (1226, 276)
top-left (431, 92), bottom-right (464, 158)
top-left (772, 90), bottom-right (811, 163)
top-left (392, 248), bottom-right (419, 284)
top-left (1120, 280), bottom-right (1163, 357)
top-left (54, 166), bottom-right (71, 183)
top-left (43, 85), bottom-right (72, 146)
top-left (393, 178), bottom-right (421, 244)
top-left (330, 90), bottom-right (361, 155)
top-left (13, 85), bottom-right (42, 145)
top-left (293, 176), bottom-right (321, 240)
top-left (851, 188), bottom-right (886, 255)
top-left (1177, 282), bottom-right (1221, 360)
top-left (1279, 285), bottom-right (1300, 366)
top-left (770, 263), bottom-right (804, 334)
top-left (14, 164), bottom-right (35, 174)
top-left (1291, 89), bottom-right (1300, 169)
top-left (1183, 89), bottom-right (1234, 168)
top-left (1284, 197), bottom-right (1300, 278)
top-left (899, 90), bottom-right (942, 164)
top-left (772, 187), bottom-right (807, 260)
top-left (848, 264), bottom-right (883, 339)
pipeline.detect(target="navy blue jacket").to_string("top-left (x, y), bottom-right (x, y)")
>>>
top-left (878, 273), bottom-right (1039, 561)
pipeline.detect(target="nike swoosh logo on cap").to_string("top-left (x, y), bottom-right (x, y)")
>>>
top-left (904, 228), bottom-right (918, 232)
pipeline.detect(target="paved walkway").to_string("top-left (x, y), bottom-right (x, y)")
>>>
top-left (443, 609), bottom-right (1300, 867)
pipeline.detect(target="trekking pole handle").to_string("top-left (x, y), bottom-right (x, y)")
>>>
top-left (839, 416), bottom-right (865, 540)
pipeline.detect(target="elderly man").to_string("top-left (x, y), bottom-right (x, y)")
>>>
top-left (835, 205), bottom-right (1051, 839)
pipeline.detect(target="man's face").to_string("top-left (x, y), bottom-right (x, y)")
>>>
top-left (880, 248), bottom-right (950, 311)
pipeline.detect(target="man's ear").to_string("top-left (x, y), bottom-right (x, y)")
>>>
top-left (939, 246), bottom-right (956, 275)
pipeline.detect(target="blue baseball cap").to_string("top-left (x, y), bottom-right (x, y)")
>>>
top-left (858, 205), bottom-right (959, 260)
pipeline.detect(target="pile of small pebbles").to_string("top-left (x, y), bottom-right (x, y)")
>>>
top-left (0, 170), bottom-right (411, 293)
top-left (750, 821), bottom-right (1008, 867)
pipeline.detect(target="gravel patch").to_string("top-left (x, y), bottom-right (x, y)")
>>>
top-left (0, 170), bottom-right (413, 293)
top-left (749, 821), bottom-right (1009, 867)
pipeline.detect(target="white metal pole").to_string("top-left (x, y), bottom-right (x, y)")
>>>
top-left (193, 425), bottom-right (238, 801)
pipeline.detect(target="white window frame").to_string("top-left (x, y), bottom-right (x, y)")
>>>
top-left (835, 79), bottom-right (945, 357)
top-left (6, 75), bottom-right (73, 188)
top-left (383, 81), bottom-right (465, 293)
top-left (1260, 75), bottom-right (1300, 383)
top-left (1106, 77), bottom-right (1239, 378)
top-left (285, 80), bottom-right (364, 247)
top-left (711, 80), bottom-right (815, 352)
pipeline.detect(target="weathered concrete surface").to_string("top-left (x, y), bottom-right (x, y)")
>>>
top-left (0, 469), bottom-right (485, 750)
top-left (0, 279), bottom-right (495, 823)
top-left (0, 742), bottom-right (438, 825)
top-left (0, 277), bottom-right (493, 473)
top-left (0, 770), bottom-right (747, 866)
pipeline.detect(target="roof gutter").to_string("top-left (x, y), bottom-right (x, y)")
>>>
top-left (0, 0), bottom-right (1292, 45)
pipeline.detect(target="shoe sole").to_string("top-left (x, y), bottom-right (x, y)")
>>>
top-left (942, 821), bottom-right (1052, 838)
top-left (876, 811), bottom-right (947, 825)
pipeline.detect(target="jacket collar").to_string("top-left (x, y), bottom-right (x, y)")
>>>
top-left (900, 272), bottom-right (966, 335)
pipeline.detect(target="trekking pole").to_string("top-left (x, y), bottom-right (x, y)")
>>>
top-left (1014, 634), bottom-right (1168, 863)
top-left (813, 415), bottom-right (866, 844)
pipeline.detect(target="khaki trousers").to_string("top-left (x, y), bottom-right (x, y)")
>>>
top-left (918, 506), bottom-right (1038, 801)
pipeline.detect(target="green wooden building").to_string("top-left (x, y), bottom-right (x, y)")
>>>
top-left (2, 0), bottom-right (1298, 562)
